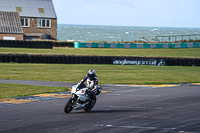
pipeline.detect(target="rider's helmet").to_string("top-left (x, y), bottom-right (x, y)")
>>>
top-left (87, 69), bottom-right (96, 80)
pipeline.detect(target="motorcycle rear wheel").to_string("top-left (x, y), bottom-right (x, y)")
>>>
top-left (84, 97), bottom-right (96, 112)
top-left (64, 97), bottom-right (75, 113)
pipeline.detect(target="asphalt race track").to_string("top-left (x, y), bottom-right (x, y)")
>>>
top-left (0, 80), bottom-right (200, 133)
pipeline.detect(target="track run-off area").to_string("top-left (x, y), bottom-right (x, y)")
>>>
top-left (0, 79), bottom-right (200, 133)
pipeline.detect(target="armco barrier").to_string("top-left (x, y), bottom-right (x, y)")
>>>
top-left (74, 42), bottom-right (200, 49)
top-left (0, 54), bottom-right (200, 66)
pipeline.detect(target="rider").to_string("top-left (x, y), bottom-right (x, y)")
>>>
top-left (77, 69), bottom-right (102, 99)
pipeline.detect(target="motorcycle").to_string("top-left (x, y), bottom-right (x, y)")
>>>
top-left (64, 83), bottom-right (97, 113)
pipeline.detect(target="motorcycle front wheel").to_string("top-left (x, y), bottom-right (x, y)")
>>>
top-left (64, 97), bottom-right (75, 113)
top-left (84, 97), bottom-right (96, 112)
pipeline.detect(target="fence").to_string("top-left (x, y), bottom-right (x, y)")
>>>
top-left (140, 34), bottom-right (200, 42)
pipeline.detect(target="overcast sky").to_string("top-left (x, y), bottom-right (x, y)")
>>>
top-left (52, 0), bottom-right (200, 28)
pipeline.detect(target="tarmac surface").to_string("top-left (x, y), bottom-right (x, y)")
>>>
top-left (0, 80), bottom-right (200, 133)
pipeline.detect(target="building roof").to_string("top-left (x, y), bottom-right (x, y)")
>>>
top-left (0, 12), bottom-right (23, 34)
top-left (0, 0), bottom-right (57, 18)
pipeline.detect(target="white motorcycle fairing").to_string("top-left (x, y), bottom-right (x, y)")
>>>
top-left (64, 83), bottom-right (97, 113)
top-left (71, 84), bottom-right (90, 110)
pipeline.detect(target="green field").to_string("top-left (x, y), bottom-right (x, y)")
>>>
top-left (1, 63), bottom-right (200, 85)
top-left (0, 47), bottom-right (200, 58)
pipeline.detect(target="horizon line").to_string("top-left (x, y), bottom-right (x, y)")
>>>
top-left (57, 23), bottom-right (200, 29)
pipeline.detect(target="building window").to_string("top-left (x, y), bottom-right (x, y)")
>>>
top-left (37, 19), bottom-right (51, 28)
top-left (20, 18), bottom-right (30, 27)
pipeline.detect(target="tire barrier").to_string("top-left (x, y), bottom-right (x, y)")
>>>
top-left (53, 42), bottom-right (74, 47)
top-left (0, 40), bottom-right (74, 49)
top-left (0, 40), bottom-right (53, 49)
top-left (74, 42), bottom-right (200, 49)
top-left (0, 54), bottom-right (199, 66)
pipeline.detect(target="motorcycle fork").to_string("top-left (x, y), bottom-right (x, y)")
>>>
top-left (72, 96), bottom-right (80, 107)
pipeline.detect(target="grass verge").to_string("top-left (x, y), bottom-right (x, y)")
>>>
top-left (0, 63), bottom-right (200, 85)
top-left (0, 47), bottom-right (200, 58)
top-left (1, 63), bottom-right (200, 98)
top-left (0, 83), bottom-right (69, 99)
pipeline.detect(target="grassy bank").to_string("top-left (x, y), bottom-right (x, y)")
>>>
top-left (0, 63), bottom-right (200, 85)
top-left (0, 83), bottom-right (69, 99)
top-left (0, 47), bottom-right (200, 58)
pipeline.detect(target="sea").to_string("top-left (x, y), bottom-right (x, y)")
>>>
top-left (57, 24), bottom-right (200, 42)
